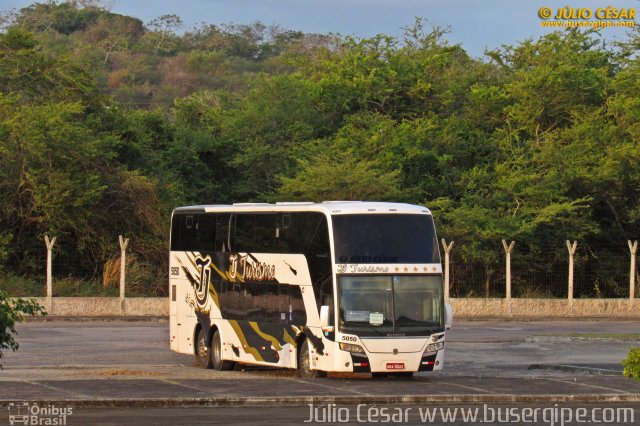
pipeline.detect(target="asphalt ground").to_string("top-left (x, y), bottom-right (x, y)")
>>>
top-left (35, 403), bottom-right (640, 426)
top-left (0, 319), bottom-right (639, 410)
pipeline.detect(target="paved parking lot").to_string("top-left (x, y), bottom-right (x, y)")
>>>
top-left (0, 319), bottom-right (639, 407)
top-left (1, 373), bottom-right (639, 405)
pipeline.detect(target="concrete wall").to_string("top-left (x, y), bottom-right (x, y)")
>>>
top-left (14, 297), bottom-right (640, 318)
top-left (450, 297), bottom-right (640, 318)
top-left (29, 297), bottom-right (168, 317)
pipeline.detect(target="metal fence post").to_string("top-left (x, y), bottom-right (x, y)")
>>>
top-left (119, 235), bottom-right (129, 310)
top-left (441, 239), bottom-right (455, 302)
top-left (502, 240), bottom-right (515, 316)
top-left (629, 240), bottom-right (638, 310)
top-left (566, 240), bottom-right (577, 315)
top-left (44, 235), bottom-right (56, 314)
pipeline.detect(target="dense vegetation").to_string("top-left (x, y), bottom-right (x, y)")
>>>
top-left (0, 289), bottom-right (46, 367)
top-left (0, 1), bottom-right (639, 297)
top-left (623, 347), bottom-right (640, 382)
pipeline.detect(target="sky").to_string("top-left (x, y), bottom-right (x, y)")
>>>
top-left (1, 0), bottom-right (638, 57)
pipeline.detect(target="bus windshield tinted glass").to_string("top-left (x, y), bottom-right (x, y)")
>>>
top-left (338, 275), bottom-right (443, 336)
top-left (332, 214), bottom-right (440, 264)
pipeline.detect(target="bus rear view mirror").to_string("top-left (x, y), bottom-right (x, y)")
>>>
top-left (320, 305), bottom-right (333, 332)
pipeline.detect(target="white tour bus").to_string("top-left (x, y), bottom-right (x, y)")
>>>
top-left (169, 201), bottom-right (452, 378)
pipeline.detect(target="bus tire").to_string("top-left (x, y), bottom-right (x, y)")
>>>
top-left (195, 327), bottom-right (213, 369)
top-left (210, 329), bottom-right (235, 371)
top-left (297, 338), bottom-right (326, 379)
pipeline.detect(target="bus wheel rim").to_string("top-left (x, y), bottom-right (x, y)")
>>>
top-left (213, 334), bottom-right (221, 366)
top-left (302, 343), bottom-right (311, 373)
top-left (198, 333), bottom-right (208, 361)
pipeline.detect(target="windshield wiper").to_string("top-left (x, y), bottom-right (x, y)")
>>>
top-left (396, 317), bottom-right (424, 326)
top-left (343, 322), bottom-right (390, 336)
top-left (370, 326), bottom-right (387, 336)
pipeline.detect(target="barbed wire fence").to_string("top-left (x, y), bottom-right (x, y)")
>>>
top-left (445, 239), bottom-right (638, 301)
top-left (1, 235), bottom-right (638, 302)
top-left (2, 235), bottom-right (167, 298)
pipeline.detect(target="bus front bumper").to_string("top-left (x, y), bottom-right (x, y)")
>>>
top-left (331, 349), bottom-right (445, 373)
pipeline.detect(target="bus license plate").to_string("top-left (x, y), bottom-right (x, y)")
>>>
top-left (386, 362), bottom-right (405, 370)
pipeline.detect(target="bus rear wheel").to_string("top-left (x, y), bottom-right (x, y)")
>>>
top-left (298, 338), bottom-right (326, 379)
top-left (210, 329), bottom-right (235, 371)
top-left (195, 327), bottom-right (213, 369)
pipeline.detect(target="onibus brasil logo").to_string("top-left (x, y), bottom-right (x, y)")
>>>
top-left (7, 403), bottom-right (73, 425)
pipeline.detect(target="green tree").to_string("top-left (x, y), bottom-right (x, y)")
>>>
top-left (0, 290), bottom-right (46, 368)
top-left (220, 73), bottom-right (329, 199)
top-left (143, 14), bottom-right (182, 55)
top-left (14, 0), bottom-right (105, 35)
top-left (0, 27), bottom-right (173, 293)
top-left (276, 145), bottom-right (402, 201)
top-left (0, 27), bottom-right (98, 103)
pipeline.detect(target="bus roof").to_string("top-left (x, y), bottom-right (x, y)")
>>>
top-left (172, 201), bottom-right (431, 216)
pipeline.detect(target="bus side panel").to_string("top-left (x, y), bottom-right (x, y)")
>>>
top-left (215, 253), bottom-right (312, 369)
top-left (177, 278), bottom-right (198, 355)
top-left (172, 251), bottom-right (315, 369)
top-left (221, 253), bottom-right (312, 368)
top-left (217, 320), bottom-right (299, 369)
top-left (169, 258), bottom-right (177, 352)
top-left (170, 251), bottom-right (217, 355)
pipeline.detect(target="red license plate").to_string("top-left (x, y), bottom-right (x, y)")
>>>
top-left (386, 362), bottom-right (405, 370)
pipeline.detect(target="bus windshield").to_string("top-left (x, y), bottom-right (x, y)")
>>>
top-left (332, 214), bottom-right (440, 264)
top-left (338, 275), bottom-right (443, 337)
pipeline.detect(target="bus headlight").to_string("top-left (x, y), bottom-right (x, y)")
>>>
top-left (339, 343), bottom-right (365, 354)
top-left (425, 342), bottom-right (444, 353)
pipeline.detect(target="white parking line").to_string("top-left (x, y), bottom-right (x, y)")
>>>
top-left (442, 382), bottom-right (496, 394)
top-left (283, 377), bottom-right (374, 397)
top-left (543, 378), bottom-right (629, 394)
top-left (414, 377), bottom-right (495, 394)
top-left (158, 379), bottom-right (216, 393)
top-left (26, 380), bottom-right (91, 398)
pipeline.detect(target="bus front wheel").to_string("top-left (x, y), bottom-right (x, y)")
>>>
top-left (210, 329), bottom-right (235, 371)
top-left (298, 338), bottom-right (326, 379)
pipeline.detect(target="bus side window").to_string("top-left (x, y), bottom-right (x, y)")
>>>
top-left (288, 285), bottom-right (307, 325)
top-left (194, 214), bottom-right (216, 252)
top-left (170, 215), bottom-right (181, 251)
top-left (250, 282), bottom-right (282, 322)
top-left (171, 213), bottom-right (221, 252)
top-left (231, 214), bottom-right (279, 253)
top-left (215, 214), bottom-right (230, 252)
top-left (171, 214), bottom-right (197, 251)
top-left (292, 213), bottom-right (332, 314)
